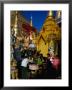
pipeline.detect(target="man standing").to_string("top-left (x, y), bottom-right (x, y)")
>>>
top-left (21, 55), bottom-right (29, 79)
top-left (13, 42), bottom-right (22, 79)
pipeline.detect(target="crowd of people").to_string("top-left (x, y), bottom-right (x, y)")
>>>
top-left (11, 46), bottom-right (61, 79)
top-left (10, 30), bottom-right (61, 79)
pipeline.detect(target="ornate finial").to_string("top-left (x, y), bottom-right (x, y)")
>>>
top-left (49, 11), bottom-right (53, 17)
top-left (57, 11), bottom-right (61, 18)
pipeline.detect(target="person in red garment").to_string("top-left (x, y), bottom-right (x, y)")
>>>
top-left (50, 55), bottom-right (61, 78)
top-left (51, 55), bottom-right (60, 70)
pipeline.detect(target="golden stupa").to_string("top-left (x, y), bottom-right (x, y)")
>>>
top-left (36, 11), bottom-right (61, 57)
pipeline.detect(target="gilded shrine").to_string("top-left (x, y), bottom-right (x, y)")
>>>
top-left (36, 11), bottom-right (61, 57)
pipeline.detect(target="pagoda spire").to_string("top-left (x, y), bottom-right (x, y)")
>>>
top-left (57, 11), bottom-right (61, 18)
top-left (13, 11), bottom-right (18, 37)
top-left (48, 11), bottom-right (53, 17)
top-left (29, 15), bottom-right (33, 40)
top-left (30, 15), bottom-right (32, 27)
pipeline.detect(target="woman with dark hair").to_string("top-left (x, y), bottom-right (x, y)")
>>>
top-left (51, 55), bottom-right (61, 78)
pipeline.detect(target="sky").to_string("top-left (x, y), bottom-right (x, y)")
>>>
top-left (20, 11), bottom-right (57, 32)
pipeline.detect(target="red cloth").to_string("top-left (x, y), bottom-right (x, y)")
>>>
top-left (22, 23), bottom-right (37, 33)
top-left (52, 57), bottom-right (60, 70)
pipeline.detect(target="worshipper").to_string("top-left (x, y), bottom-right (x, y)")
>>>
top-left (36, 54), bottom-right (44, 66)
top-left (27, 48), bottom-right (33, 57)
top-left (13, 43), bottom-right (22, 78)
top-left (47, 54), bottom-right (61, 78)
top-left (42, 54), bottom-right (55, 79)
top-left (46, 54), bottom-right (55, 78)
top-left (13, 38), bottom-right (22, 61)
top-left (38, 54), bottom-right (44, 71)
top-left (51, 55), bottom-right (60, 70)
top-left (33, 54), bottom-right (44, 79)
top-left (51, 55), bottom-right (61, 78)
top-left (21, 55), bottom-right (29, 79)
top-left (28, 57), bottom-right (39, 79)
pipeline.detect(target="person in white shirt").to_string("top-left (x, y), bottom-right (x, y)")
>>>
top-left (21, 58), bottom-right (29, 67)
top-left (21, 56), bottom-right (29, 79)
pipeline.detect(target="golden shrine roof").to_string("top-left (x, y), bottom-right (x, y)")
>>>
top-left (36, 15), bottom-right (61, 44)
